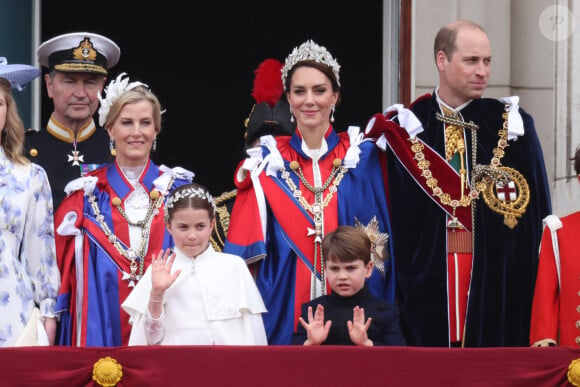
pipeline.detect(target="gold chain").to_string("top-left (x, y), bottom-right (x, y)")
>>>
top-left (88, 187), bottom-right (167, 287)
top-left (280, 158), bottom-right (347, 298)
top-left (410, 139), bottom-right (481, 209)
top-left (490, 112), bottom-right (510, 167)
top-left (282, 159), bottom-right (346, 213)
top-left (412, 110), bottom-right (509, 213)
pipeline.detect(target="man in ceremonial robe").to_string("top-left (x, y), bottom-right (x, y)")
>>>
top-left (365, 20), bottom-right (551, 347)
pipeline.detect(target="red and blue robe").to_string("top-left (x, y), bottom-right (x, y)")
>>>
top-left (224, 126), bottom-right (395, 345)
top-left (54, 160), bottom-right (193, 346)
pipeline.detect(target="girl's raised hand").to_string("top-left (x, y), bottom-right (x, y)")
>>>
top-left (151, 248), bottom-right (181, 294)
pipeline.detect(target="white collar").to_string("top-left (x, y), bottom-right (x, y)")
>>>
top-left (435, 87), bottom-right (472, 115)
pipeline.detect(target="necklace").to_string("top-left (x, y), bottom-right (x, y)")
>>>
top-left (281, 158), bottom-right (346, 298)
top-left (410, 138), bottom-right (482, 211)
top-left (111, 190), bottom-right (161, 227)
top-left (413, 108), bottom-right (510, 225)
top-left (88, 188), bottom-right (166, 287)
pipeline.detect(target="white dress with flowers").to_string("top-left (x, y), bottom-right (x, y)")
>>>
top-left (0, 147), bottom-right (60, 347)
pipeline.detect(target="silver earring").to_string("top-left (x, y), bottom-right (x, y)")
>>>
top-left (290, 107), bottom-right (294, 123)
top-left (330, 104), bottom-right (335, 123)
top-left (152, 137), bottom-right (157, 151)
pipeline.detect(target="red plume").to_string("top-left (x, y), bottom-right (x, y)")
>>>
top-left (251, 59), bottom-right (284, 107)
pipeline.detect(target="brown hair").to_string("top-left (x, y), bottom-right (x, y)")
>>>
top-left (284, 60), bottom-right (341, 105)
top-left (0, 78), bottom-right (29, 165)
top-left (433, 20), bottom-right (486, 62)
top-left (165, 182), bottom-right (216, 224)
top-left (322, 225), bottom-right (371, 265)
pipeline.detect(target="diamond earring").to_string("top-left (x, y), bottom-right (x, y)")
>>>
top-left (109, 138), bottom-right (117, 157)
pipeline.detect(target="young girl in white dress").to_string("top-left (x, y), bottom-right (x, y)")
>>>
top-left (122, 183), bottom-right (268, 345)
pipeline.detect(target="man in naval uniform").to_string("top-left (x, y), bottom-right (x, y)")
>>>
top-left (25, 32), bottom-right (120, 208)
top-left (365, 20), bottom-right (551, 347)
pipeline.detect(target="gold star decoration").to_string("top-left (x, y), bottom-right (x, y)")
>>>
top-left (354, 216), bottom-right (389, 276)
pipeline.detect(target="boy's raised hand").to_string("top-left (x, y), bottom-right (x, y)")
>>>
top-left (299, 304), bottom-right (331, 345)
top-left (347, 306), bottom-right (373, 346)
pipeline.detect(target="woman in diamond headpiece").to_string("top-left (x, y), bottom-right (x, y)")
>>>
top-left (54, 73), bottom-right (194, 346)
top-left (224, 40), bottom-right (396, 344)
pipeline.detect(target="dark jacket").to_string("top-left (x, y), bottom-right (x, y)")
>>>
top-left (292, 286), bottom-right (406, 346)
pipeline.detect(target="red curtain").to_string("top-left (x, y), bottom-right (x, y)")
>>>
top-left (2, 345), bottom-right (579, 386)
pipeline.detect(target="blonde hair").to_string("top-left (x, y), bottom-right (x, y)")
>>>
top-left (103, 85), bottom-right (162, 133)
top-left (0, 78), bottom-right (30, 165)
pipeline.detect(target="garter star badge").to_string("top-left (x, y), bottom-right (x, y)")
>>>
top-left (354, 216), bottom-right (389, 276)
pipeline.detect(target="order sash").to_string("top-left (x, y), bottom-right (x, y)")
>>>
top-left (372, 114), bottom-right (472, 230)
top-left (258, 173), bottom-right (330, 275)
top-left (258, 170), bottom-right (336, 319)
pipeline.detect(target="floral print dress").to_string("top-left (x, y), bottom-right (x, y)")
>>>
top-left (0, 147), bottom-right (60, 347)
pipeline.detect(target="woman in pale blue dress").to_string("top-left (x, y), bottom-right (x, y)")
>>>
top-left (0, 58), bottom-right (60, 346)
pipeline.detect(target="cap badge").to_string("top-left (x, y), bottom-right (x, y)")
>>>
top-left (73, 38), bottom-right (97, 61)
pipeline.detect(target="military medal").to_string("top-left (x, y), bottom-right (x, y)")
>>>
top-left (67, 138), bottom-right (85, 166)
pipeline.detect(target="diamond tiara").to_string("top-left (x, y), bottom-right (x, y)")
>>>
top-left (281, 40), bottom-right (341, 88)
top-left (166, 186), bottom-right (217, 213)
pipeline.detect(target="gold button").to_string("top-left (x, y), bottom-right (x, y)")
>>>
top-left (576, 305), bottom-right (580, 313)
top-left (576, 337), bottom-right (580, 345)
top-left (576, 321), bottom-right (580, 329)
top-left (29, 148), bottom-right (38, 157)
top-left (111, 197), bottom-right (122, 206)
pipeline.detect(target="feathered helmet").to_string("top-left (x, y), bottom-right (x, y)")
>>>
top-left (244, 59), bottom-right (294, 146)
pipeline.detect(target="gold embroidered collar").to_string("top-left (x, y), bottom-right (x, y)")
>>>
top-left (47, 114), bottom-right (97, 143)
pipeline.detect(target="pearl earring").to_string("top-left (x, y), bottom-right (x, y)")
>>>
top-left (330, 104), bottom-right (335, 123)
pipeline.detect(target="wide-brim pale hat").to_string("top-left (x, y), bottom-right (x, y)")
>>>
top-left (0, 57), bottom-right (41, 91)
